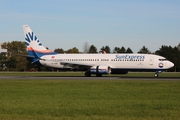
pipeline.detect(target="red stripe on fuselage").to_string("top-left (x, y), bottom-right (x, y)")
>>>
top-left (27, 47), bottom-right (53, 53)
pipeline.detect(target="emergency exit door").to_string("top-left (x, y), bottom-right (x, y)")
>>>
top-left (149, 57), bottom-right (154, 65)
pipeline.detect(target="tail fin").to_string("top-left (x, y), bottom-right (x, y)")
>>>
top-left (23, 25), bottom-right (56, 56)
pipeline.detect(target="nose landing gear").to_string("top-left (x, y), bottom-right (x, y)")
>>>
top-left (154, 73), bottom-right (159, 77)
top-left (154, 70), bottom-right (163, 77)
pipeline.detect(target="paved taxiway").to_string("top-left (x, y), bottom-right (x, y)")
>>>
top-left (0, 76), bottom-right (180, 80)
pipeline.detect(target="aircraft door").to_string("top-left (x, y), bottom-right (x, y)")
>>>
top-left (149, 57), bottom-right (154, 65)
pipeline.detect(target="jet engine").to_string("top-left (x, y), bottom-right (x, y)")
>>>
top-left (90, 65), bottom-right (111, 74)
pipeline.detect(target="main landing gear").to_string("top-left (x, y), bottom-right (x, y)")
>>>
top-left (84, 71), bottom-right (102, 77)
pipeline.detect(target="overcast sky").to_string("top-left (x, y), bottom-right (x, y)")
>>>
top-left (0, 0), bottom-right (180, 53)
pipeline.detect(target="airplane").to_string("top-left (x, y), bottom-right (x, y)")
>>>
top-left (23, 25), bottom-right (174, 77)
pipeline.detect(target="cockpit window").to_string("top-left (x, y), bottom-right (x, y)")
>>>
top-left (159, 59), bottom-right (167, 61)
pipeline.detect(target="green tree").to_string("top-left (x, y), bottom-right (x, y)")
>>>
top-left (54, 48), bottom-right (64, 53)
top-left (0, 53), bottom-right (7, 70)
top-left (120, 46), bottom-right (126, 53)
top-left (126, 47), bottom-right (133, 53)
top-left (155, 45), bottom-right (173, 59)
top-left (2, 41), bottom-right (27, 71)
top-left (177, 43), bottom-right (180, 51)
top-left (89, 45), bottom-right (98, 53)
top-left (155, 45), bottom-right (180, 71)
top-left (113, 46), bottom-right (127, 53)
top-left (66, 47), bottom-right (79, 53)
top-left (113, 47), bottom-right (120, 53)
top-left (138, 46), bottom-right (151, 54)
top-left (6, 56), bottom-right (17, 71)
top-left (2, 41), bottom-right (26, 57)
top-left (100, 46), bottom-right (111, 53)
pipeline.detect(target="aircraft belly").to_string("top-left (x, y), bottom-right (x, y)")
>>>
top-left (40, 60), bottom-right (64, 68)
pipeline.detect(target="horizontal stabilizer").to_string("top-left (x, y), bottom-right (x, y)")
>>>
top-left (16, 54), bottom-right (35, 58)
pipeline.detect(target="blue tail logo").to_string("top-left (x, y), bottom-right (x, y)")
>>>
top-left (25, 32), bottom-right (43, 47)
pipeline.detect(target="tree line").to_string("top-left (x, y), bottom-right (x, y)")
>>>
top-left (0, 41), bottom-right (180, 71)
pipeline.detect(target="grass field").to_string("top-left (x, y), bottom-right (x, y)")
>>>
top-left (0, 72), bottom-right (180, 120)
top-left (0, 71), bottom-right (180, 77)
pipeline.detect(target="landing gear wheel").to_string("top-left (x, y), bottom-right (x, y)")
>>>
top-left (85, 72), bottom-right (91, 77)
top-left (154, 73), bottom-right (159, 77)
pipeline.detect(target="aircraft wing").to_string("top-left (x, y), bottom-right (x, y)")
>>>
top-left (60, 61), bottom-right (94, 69)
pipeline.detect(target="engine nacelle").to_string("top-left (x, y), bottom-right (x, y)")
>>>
top-left (90, 65), bottom-right (111, 74)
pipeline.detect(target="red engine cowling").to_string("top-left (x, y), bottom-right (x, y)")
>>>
top-left (90, 65), bottom-right (111, 74)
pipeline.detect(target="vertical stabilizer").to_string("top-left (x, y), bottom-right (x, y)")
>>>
top-left (23, 25), bottom-right (47, 51)
top-left (23, 25), bottom-right (57, 56)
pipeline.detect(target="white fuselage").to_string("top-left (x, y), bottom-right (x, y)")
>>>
top-left (23, 25), bottom-right (174, 77)
top-left (39, 53), bottom-right (174, 71)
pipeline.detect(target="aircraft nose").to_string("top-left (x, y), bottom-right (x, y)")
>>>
top-left (168, 61), bottom-right (174, 68)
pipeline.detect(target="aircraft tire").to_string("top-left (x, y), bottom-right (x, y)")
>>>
top-left (154, 73), bottom-right (159, 77)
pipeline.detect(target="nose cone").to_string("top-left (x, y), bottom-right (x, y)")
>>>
top-left (168, 61), bottom-right (174, 68)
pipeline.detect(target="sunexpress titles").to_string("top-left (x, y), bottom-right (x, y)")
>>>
top-left (115, 54), bottom-right (145, 60)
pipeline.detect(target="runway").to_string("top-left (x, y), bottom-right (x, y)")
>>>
top-left (1, 76), bottom-right (180, 80)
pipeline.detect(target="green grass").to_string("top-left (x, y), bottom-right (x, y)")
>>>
top-left (0, 71), bottom-right (180, 77)
top-left (0, 80), bottom-right (180, 120)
